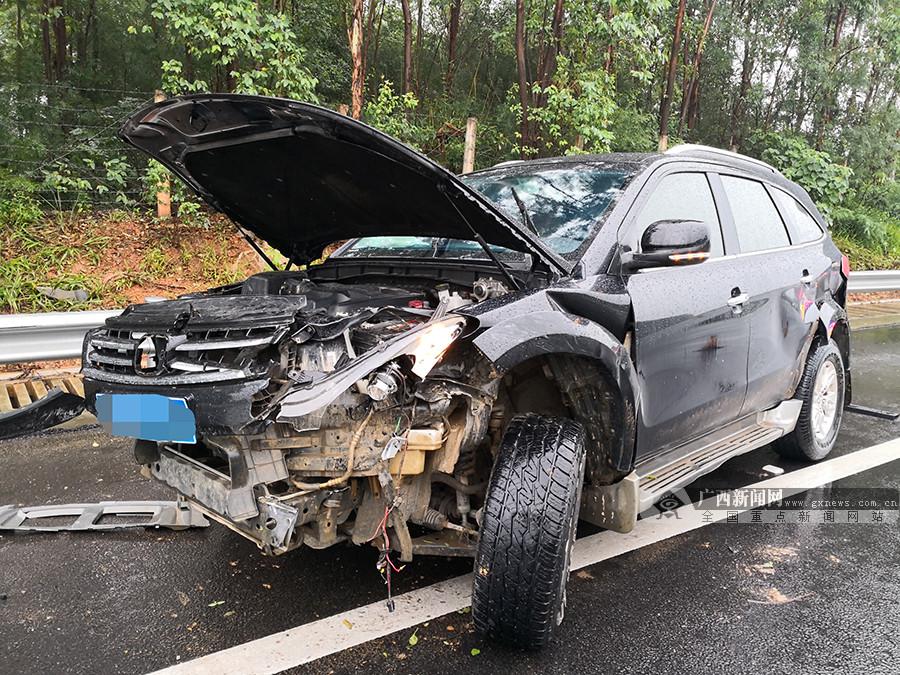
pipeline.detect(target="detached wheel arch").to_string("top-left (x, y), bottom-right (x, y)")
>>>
top-left (472, 413), bottom-right (586, 649)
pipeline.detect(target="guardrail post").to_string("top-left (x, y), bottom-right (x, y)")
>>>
top-left (462, 117), bottom-right (477, 174)
top-left (154, 90), bottom-right (171, 219)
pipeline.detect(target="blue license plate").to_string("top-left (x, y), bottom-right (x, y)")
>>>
top-left (95, 393), bottom-right (196, 443)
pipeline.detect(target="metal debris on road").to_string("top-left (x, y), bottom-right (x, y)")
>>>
top-left (0, 500), bottom-right (209, 533)
top-left (0, 387), bottom-right (86, 441)
top-left (845, 403), bottom-right (900, 420)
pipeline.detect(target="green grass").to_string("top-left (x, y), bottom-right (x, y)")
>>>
top-left (141, 245), bottom-right (173, 278)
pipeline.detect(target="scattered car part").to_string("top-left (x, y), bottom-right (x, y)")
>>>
top-left (36, 286), bottom-right (89, 302)
top-left (0, 500), bottom-right (209, 532)
top-left (0, 388), bottom-right (86, 441)
top-left (845, 403), bottom-right (900, 421)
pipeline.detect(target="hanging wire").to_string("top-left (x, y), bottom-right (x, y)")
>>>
top-left (2, 81), bottom-right (154, 96)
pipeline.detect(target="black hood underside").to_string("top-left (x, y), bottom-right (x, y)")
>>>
top-left (119, 95), bottom-right (565, 271)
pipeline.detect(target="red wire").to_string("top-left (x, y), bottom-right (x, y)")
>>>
top-left (377, 505), bottom-right (403, 574)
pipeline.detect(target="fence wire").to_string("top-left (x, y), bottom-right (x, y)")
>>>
top-left (1, 81), bottom-right (155, 210)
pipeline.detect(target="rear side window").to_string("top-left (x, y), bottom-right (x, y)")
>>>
top-left (635, 172), bottom-right (723, 256)
top-left (770, 188), bottom-right (823, 244)
top-left (721, 175), bottom-right (790, 253)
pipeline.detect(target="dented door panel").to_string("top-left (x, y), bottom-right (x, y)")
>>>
top-left (626, 264), bottom-right (750, 461)
top-left (738, 242), bottom-right (834, 415)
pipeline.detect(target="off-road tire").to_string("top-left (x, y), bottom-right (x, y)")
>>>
top-left (472, 413), bottom-right (586, 649)
top-left (775, 340), bottom-right (845, 461)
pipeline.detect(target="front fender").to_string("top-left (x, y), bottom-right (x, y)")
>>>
top-left (471, 309), bottom-right (639, 471)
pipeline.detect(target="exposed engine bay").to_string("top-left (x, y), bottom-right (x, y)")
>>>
top-left (82, 270), bottom-right (519, 559)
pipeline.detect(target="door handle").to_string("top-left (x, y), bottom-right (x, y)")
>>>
top-left (727, 293), bottom-right (749, 307)
top-left (800, 269), bottom-right (815, 284)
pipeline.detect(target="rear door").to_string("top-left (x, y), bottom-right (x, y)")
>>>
top-left (623, 169), bottom-right (750, 461)
top-left (715, 174), bottom-right (830, 416)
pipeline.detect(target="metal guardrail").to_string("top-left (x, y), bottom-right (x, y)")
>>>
top-left (0, 270), bottom-right (896, 365)
top-left (846, 270), bottom-right (900, 293)
top-left (0, 310), bottom-right (121, 364)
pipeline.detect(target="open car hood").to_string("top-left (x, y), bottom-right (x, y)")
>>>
top-left (119, 94), bottom-right (566, 271)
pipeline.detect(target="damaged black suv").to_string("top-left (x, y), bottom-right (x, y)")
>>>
top-left (79, 95), bottom-right (850, 647)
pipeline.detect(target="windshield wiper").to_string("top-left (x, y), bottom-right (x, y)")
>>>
top-left (441, 187), bottom-right (522, 291)
top-left (509, 187), bottom-right (539, 235)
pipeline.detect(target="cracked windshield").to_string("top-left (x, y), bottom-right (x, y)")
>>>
top-left (339, 165), bottom-right (632, 260)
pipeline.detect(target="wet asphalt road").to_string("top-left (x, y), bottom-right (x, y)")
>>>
top-left (1, 326), bottom-right (898, 675)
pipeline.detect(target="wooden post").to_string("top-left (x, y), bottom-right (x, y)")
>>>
top-left (154, 90), bottom-right (171, 219)
top-left (462, 116), bottom-right (477, 174)
top-left (337, 103), bottom-right (349, 116)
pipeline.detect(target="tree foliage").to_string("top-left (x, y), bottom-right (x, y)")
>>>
top-left (0, 0), bottom-right (897, 254)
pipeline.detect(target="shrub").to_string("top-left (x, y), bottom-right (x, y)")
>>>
top-left (746, 132), bottom-right (852, 207)
top-left (0, 194), bottom-right (43, 232)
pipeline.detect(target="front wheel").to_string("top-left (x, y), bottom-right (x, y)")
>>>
top-left (471, 414), bottom-right (586, 649)
top-left (775, 340), bottom-right (845, 461)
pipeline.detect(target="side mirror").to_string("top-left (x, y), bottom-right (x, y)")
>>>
top-left (622, 219), bottom-right (711, 271)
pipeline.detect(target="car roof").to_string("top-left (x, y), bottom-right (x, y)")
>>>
top-left (477, 145), bottom-right (825, 226)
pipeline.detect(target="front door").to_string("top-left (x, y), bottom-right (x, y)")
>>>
top-left (623, 171), bottom-right (750, 460)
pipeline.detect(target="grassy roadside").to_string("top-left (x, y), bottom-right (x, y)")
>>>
top-left (831, 232), bottom-right (900, 271)
top-left (1, 203), bottom-right (897, 315)
top-left (0, 206), bottom-right (283, 313)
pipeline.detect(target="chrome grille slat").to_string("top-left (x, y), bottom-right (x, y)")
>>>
top-left (86, 324), bottom-right (284, 381)
top-left (90, 336), bottom-right (136, 351)
top-left (173, 336), bottom-right (274, 351)
top-left (87, 351), bottom-right (132, 367)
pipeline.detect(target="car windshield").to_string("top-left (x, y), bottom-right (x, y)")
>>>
top-left (337, 163), bottom-right (633, 260)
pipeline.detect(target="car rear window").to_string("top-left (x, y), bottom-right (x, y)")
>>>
top-left (770, 188), bottom-right (823, 244)
top-left (721, 175), bottom-right (790, 253)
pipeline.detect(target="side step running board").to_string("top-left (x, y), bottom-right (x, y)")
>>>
top-left (635, 400), bottom-right (802, 512)
top-left (580, 400), bottom-right (802, 533)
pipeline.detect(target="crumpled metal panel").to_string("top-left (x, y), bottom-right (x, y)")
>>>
top-left (0, 388), bottom-right (86, 441)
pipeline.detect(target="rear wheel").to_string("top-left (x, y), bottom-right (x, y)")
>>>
top-left (775, 340), bottom-right (845, 461)
top-left (472, 414), bottom-right (586, 649)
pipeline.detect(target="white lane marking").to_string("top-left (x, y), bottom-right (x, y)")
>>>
top-left (151, 437), bottom-right (900, 675)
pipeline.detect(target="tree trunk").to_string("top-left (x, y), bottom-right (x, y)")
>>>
top-left (414, 0), bottom-right (424, 94)
top-left (41, 0), bottom-right (53, 82)
top-left (400, 0), bottom-right (413, 94)
top-left (763, 30), bottom-right (795, 129)
top-left (15, 0), bottom-right (25, 79)
top-left (52, 0), bottom-right (67, 81)
top-left (515, 0), bottom-right (530, 156)
top-left (728, 2), bottom-right (753, 151)
top-left (679, 0), bottom-right (717, 136)
top-left (542, 0), bottom-right (565, 90)
top-left (349, 0), bottom-right (365, 119)
top-left (369, 0), bottom-right (386, 75)
top-left (816, 2), bottom-right (847, 149)
top-left (604, 6), bottom-right (615, 73)
top-left (445, 0), bottom-right (462, 95)
top-left (658, 0), bottom-right (687, 151)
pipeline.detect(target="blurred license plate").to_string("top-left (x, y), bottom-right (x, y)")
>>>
top-left (95, 393), bottom-right (196, 443)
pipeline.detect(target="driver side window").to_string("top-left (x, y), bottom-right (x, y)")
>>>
top-left (636, 173), bottom-right (724, 257)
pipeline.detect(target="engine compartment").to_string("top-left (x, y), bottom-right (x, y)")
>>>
top-left (81, 268), bottom-right (517, 557)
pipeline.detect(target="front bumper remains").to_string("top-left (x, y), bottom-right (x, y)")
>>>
top-left (144, 444), bottom-right (312, 554)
